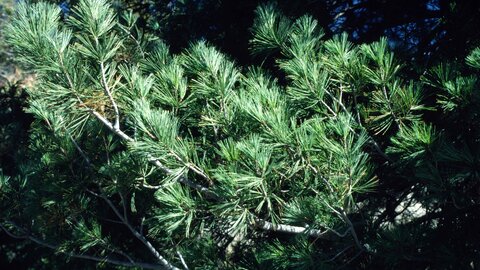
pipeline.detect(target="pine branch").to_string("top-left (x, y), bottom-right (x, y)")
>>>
top-left (91, 110), bottom-right (133, 141)
top-left (340, 210), bottom-right (364, 251)
top-left (0, 222), bottom-right (166, 270)
top-left (147, 156), bottom-right (216, 198)
top-left (87, 190), bottom-right (180, 270)
top-left (69, 135), bottom-right (92, 166)
top-left (100, 62), bottom-right (121, 130)
top-left (4, 3), bottom-right (393, 268)
top-left (83, 112), bottom-right (338, 240)
top-left (90, 109), bottom-right (216, 197)
top-left (253, 218), bottom-right (335, 239)
top-left (324, 203), bottom-right (366, 251)
top-left (326, 87), bottom-right (392, 162)
top-left (168, 149), bottom-right (212, 185)
top-left (225, 231), bottom-right (245, 260)
top-left (176, 250), bottom-right (189, 270)
top-left (91, 110), bottom-right (354, 240)
top-left (381, 85), bottom-right (401, 129)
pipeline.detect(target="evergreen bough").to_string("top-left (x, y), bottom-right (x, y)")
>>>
top-left (2, 0), bottom-right (480, 268)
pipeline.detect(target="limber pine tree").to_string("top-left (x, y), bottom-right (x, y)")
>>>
top-left (3, 0), bottom-right (480, 268)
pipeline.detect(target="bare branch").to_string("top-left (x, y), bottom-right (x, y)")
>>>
top-left (87, 190), bottom-right (180, 270)
top-left (69, 135), bottom-right (92, 167)
top-left (119, 191), bottom-right (129, 222)
top-left (90, 110), bottom-right (133, 142)
top-left (253, 218), bottom-right (333, 239)
top-left (339, 209), bottom-right (364, 251)
top-left (176, 250), bottom-right (189, 270)
top-left (225, 231), bottom-right (245, 260)
top-left (100, 62), bottom-right (121, 130)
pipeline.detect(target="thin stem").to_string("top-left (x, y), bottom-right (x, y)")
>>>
top-left (87, 190), bottom-right (180, 270)
top-left (352, 85), bottom-right (362, 124)
top-left (91, 110), bottom-right (133, 141)
top-left (324, 203), bottom-right (364, 250)
top-left (147, 156), bottom-right (217, 198)
top-left (168, 150), bottom-right (212, 184)
top-left (119, 191), bottom-right (129, 223)
top-left (307, 163), bottom-right (335, 193)
top-left (103, 135), bottom-right (111, 164)
top-left (340, 209), bottom-right (364, 251)
top-left (69, 135), bottom-right (92, 167)
top-left (325, 86), bottom-right (391, 162)
top-left (382, 85), bottom-right (401, 129)
top-left (176, 250), bottom-right (189, 270)
top-left (0, 222), bottom-right (164, 270)
top-left (109, 248), bottom-right (135, 264)
top-left (100, 62), bottom-right (121, 130)
top-left (119, 24), bottom-right (146, 58)
top-left (141, 183), bottom-right (164, 189)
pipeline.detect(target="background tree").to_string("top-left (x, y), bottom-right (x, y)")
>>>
top-left (30, 0), bottom-right (480, 65)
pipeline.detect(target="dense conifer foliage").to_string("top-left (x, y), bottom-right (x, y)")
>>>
top-left (2, 0), bottom-right (480, 269)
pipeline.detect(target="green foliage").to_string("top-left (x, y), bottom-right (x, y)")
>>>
top-left (466, 47), bottom-right (480, 69)
top-left (367, 81), bottom-right (428, 134)
top-left (424, 63), bottom-right (478, 112)
top-left (257, 238), bottom-right (325, 270)
top-left (387, 121), bottom-right (437, 166)
top-left (2, 1), bottom-right (480, 269)
top-left (150, 183), bottom-right (199, 237)
top-left (249, 3), bottom-right (292, 56)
